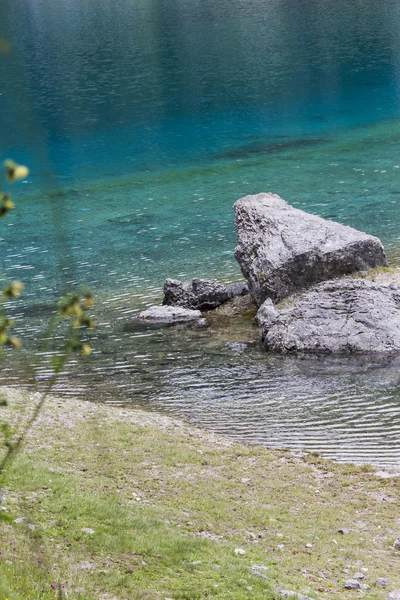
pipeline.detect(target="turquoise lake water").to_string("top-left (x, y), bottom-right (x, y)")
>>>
top-left (2, 0), bottom-right (400, 467)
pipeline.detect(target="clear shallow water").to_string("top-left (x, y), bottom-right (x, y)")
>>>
top-left (2, 0), bottom-right (400, 468)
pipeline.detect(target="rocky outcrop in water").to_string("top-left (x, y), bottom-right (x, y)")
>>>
top-left (258, 279), bottom-right (400, 355)
top-left (234, 193), bottom-right (387, 305)
top-left (163, 278), bottom-right (248, 311)
top-left (140, 194), bottom-right (398, 355)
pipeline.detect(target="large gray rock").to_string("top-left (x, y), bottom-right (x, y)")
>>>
top-left (163, 278), bottom-right (248, 311)
top-left (258, 279), bottom-right (400, 355)
top-left (234, 193), bottom-right (387, 305)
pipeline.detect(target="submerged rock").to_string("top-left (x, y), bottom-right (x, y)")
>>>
top-left (163, 278), bottom-right (248, 311)
top-left (234, 192), bottom-right (387, 305)
top-left (137, 305), bottom-right (202, 323)
top-left (207, 293), bottom-right (257, 319)
top-left (258, 279), bottom-right (400, 355)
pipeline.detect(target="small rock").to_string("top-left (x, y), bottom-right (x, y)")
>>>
top-left (354, 572), bottom-right (366, 580)
top-left (27, 524), bottom-right (36, 531)
top-left (163, 278), bottom-right (230, 311)
top-left (305, 543), bottom-right (313, 549)
top-left (226, 282), bottom-right (249, 298)
top-left (277, 544), bottom-right (285, 552)
top-left (386, 592), bottom-right (400, 600)
top-left (137, 305), bottom-right (202, 323)
top-left (236, 579), bottom-right (248, 585)
top-left (255, 298), bottom-right (278, 328)
top-left (227, 342), bottom-right (248, 352)
top-left (14, 517), bottom-right (25, 524)
top-left (343, 579), bottom-right (361, 590)
top-left (252, 571), bottom-right (268, 580)
top-left (394, 538), bottom-right (400, 549)
top-left (81, 527), bottom-right (95, 535)
top-left (251, 564), bottom-right (269, 573)
top-left (258, 532), bottom-right (265, 539)
top-left (275, 589), bottom-right (313, 600)
top-left (234, 548), bottom-right (245, 555)
top-left (76, 561), bottom-right (95, 570)
top-left (338, 528), bottom-right (350, 535)
top-left (377, 578), bottom-right (388, 588)
top-left (361, 584), bottom-right (371, 590)
top-left (251, 565), bottom-right (269, 580)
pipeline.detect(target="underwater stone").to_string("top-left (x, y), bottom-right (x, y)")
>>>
top-left (259, 279), bottom-right (400, 355)
top-left (234, 192), bottom-right (387, 305)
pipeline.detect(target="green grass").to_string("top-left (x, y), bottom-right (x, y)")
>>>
top-left (1, 390), bottom-right (400, 599)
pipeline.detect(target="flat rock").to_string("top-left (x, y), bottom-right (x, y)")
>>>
top-left (137, 305), bottom-right (202, 323)
top-left (234, 193), bottom-right (387, 305)
top-left (259, 279), bottom-right (400, 355)
top-left (81, 527), bottom-right (95, 535)
top-left (386, 592), bottom-right (400, 600)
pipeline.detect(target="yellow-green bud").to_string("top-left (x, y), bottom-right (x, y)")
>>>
top-left (3, 160), bottom-right (29, 183)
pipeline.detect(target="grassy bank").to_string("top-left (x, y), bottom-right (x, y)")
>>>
top-left (0, 389), bottom-right (399, 600)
